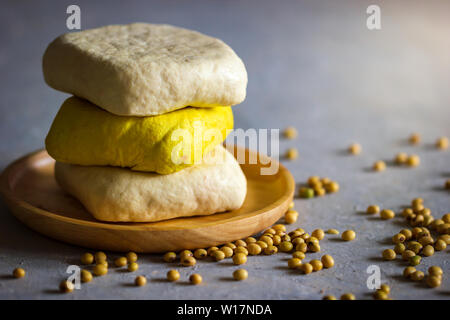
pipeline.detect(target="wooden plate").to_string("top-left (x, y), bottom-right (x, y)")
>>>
top-left (0, 147), bottom-right (295, 253)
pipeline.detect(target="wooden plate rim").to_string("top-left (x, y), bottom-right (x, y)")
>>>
top-left (0, 148), bottom-right (295, 231)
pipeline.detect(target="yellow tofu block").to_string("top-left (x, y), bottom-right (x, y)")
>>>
top-left (45, 96), bottom-right (233, 174)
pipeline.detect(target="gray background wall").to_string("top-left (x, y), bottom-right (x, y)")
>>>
top-left (0, 0), bottom-right (449, 299)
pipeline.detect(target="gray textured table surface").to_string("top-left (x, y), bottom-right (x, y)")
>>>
top-left (0, 0), bottom-right (449, 300)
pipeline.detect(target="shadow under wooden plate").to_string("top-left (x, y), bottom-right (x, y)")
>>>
top-left (0, 146), bottom-right (295, 253)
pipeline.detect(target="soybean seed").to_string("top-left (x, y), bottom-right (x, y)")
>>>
top-left (373, 290), bottom-right (389, 300)
top-left (81, 253), bottom-right (94, 265)
top-left (442, 213), bottom-right (450, 223)
top-left (310, 259), bottom-right (323, 271)
top-left (213, 250), bottom-right (226, 261)
top-left (207, 247), bottom-right (219, 256)
top-left (285, 210), bottom-right (299, 224)
top-left (326, 229), bottom-right (339, 235)
top-left (366, 205), bottom-right (380, 215)
top-left (436, 136), bottom-right (449, 150)
top-left (223, 242), bottom-right (237, 250)
top-left (272, 235), bottom-right (282, 246)
top-left (348, 143), bottom-right (361, 155)
top-left (232, 253), bottom-right (247, 265)
top-left (308, 242), bottom-right (321, 253)
top-left (93, 264), bottom-right (108, 276)
top-left (285, 148), bottom-right (298, 160)
top-left (13, 268), bottom-right (25, 278)
top-left (59, 280), bottom-right (74, 293)
top-left (373, 161), bottom-right (386, 172)
top-left (283, 126), bottom-right (298, 139)
top-left (234, 240), bottom-right (247, 247)
top-left (394, 243), bottom-right (406, 254)
top-left (128, 262), bottom-right (139, 272)
top-left (340, 293), bottom-right (355, 300)
top-left (445, 180), bottom-right (450, 190)
top-left (181, 256), bottom-right (196, 267)
top-left (81, 270), bottom-right (92, 283)
top-left (407, 155), bottom-right (420, 167)
top-left (403, 266), bottom-right (416, 279)
top-left (395, 152), bottom-right (408, 165)
top-left (400, 229), bottom-right (413, 240)
top-left (341, 230), bottom-right (356, 241)
top-left (412, 197), bottom-right (423, 207)
top-left (408, 242), bottom-right (422, 254)
top-left (438, 234), bottom-right (450, 244)
top-left (301, 263), bottom-right (313, 274)
top-left (380, 209), bottom-right (395, 220)
top-left (435, 239), bottom-right (447, 251)
top-left (428, 266), bottom-right (443, 277)
top-left (167, 270), bottom-right (180, 282)
top-left (402, 208), bottom-right (414, 218)
top-left (279, 241), bottom-right (293, 252)
top-left (314, 187), bottom-right (326, 197)
top-left (312, 229), bottom-right (325, 240)
top-left (292, 251), bottom-right (306, 260)
top-left (307, 176), bottom-right (320, 186)
top-left (392, 233), bottom-right (406, 244)
top-left (288, 258), bottom-right (302, 269)
top-left (256, 241), bottom-right (268, 250)
top-left (409, 255), bottom-right (421, 266)
top-left (321, 255), bottom-right (335, 268)
top-left (382, 249), bottom-right (396, 261)
top-left (194, 249), bottom-right (208, 259)
top-left (296, 243), bottom-right (308, 253)
top-left (402, 250), bottom-right (416, 261)
top-left (299, 187), bottom-right (314, 198)
top-left (324, 181), bottom-right (339, 193)
top-left (247, 243), bottom-right (262, 255)
top-left (163, 252), bottom-right (177, 263)
top-left (180, 250), bottom-right (193, 260)
top-left (189, 274), bottom-right (203, 285)
top-left (272, 224), bottom-right (286, 232)
top-left (380, 284), bottom-right (390, 294)
top-left (409, 133), bottom-right (421, 144)
top-left (94, 252), bottom-right (107, 263)
top-left (411, 270), bottom-right (424, 281)
top-left (264, 245), bottom-right (278, 255)
top-left (233, 269), bottom-right (248, 281)
top-left (220, 246), bottom-right (234, 258)
top-left (234, 247), bottom-right (248, 256)
top-left (426, 275), bottom-right (441, 288)
top-left (259, 236), bottom-right (273, 246)
top-left (114, 257), bottom-right (127, 267)
top-left (422, 245), bottom-right (435, 257)
top-left (135, 275), bottom-right (147, 286)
